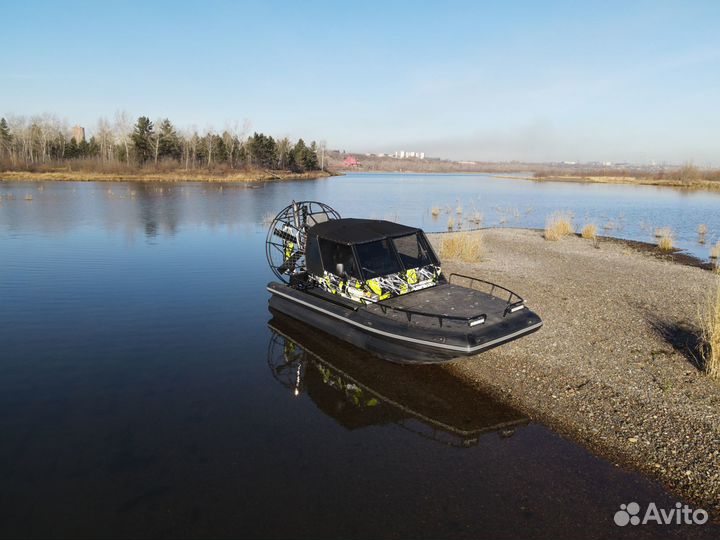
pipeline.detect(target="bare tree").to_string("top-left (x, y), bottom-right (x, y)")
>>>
top-left (319, 139), bottom-right (327, 170)
top-left (277, 137), bottom-right (291, 169)
top-left (152, 117), bottom-right (161, 165)
top-left (114, 110), bottom-right (132, 163)
top-left (223, 121), bottom-right (239, 169)
top-left (96, 117), bottom-right (115, 162)
top-left (204, 125), bottom-right (215, 167)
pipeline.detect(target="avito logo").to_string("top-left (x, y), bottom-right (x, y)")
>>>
top-left (614, 502), bottom-right (708, 526)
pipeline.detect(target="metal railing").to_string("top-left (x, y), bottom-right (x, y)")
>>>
top-left (371, 299), bottom-right (487, 328)
top-left (448, 273), bottom-right (525, 317)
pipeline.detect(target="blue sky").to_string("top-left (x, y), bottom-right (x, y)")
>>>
top-left (2, 1), bottom-right (719, 164)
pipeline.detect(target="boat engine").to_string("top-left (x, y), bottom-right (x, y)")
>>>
top-left (265, 201), bottom-right (341, 285)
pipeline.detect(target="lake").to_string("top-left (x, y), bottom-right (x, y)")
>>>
top-left (1, 174), bottom-right (718, 539)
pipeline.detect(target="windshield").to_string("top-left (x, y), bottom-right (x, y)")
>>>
top-left (355, 239), bottom-right (401, 279)
top-left (392, 233), bottom-right (437, 268)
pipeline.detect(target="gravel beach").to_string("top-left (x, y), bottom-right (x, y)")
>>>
top-left (429, 228), bottom-right (720, 514)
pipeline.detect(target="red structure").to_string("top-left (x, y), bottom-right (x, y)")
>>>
top-left (343, 156), bottom-right (359, 168)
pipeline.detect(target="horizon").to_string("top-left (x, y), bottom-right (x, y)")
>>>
top-left (2, 1), bottom-right (719, 165)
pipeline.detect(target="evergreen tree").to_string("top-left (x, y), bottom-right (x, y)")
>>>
top-left (85, 136), bottom-right (100, 157)
top-left (292, 139), bottom-right (319, 172)
top-left (247, 132), bottom-right (278, 168)
top-left (212, 134), bottom-right (227, 163)
top-left (66, 138), bottom-right (79, 159)
top-left (0, 118), bottom-right (11, 158)
top-left (157, 118), bottom-right (181, 160)
top-left (131, 116), bottom-right (155, 163)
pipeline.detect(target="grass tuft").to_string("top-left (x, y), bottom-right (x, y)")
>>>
top-left (581, 223), bottom-right (597, 240)
top-left (710, 241), bottom-right (720, 260)
top-left (658, 232), bottom-right (674, 252)
top-left (447, 216), bottom-right (455, 230)
top-left (698, 224), bottom-right (708, 244)
top-left (440, 232), bottom-right (483, 263)
top-left (430, 206), bottom-right (441, 217)
top-left (700, 272), bottom-right (720, 379)
top-left (544, 211), bottom-right (573, 241)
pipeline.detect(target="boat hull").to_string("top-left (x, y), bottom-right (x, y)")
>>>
top-left (267, 282), bottom-right (542, 364)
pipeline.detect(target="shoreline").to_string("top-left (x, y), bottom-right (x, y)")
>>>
top-left (428, 228), bottom-right (720, 514)
top-left (337, 168), bottom-right (720, 192)
top-left (0, 169), bottom-right (337, 183)
top-left (520, 174), bottom-right (720, 191)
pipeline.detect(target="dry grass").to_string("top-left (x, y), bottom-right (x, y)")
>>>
top-left (581, 223), bottom-right (597, 240)
top-left (0, 169), bottom-right (331, 183)
top-left (699, 271), bottom-right (720, 379)
top-left (698, 224), bottom-right (708, 244)
top-left (710, 241), bottom-right (720, 260)
top-left (440, 232), bottom-right (483, 263)
top-left (654, 226), bottom-right (672, 238)
top-left (544, 212), bottom-right (573, 241)
top-left (469, 211), bottom-right (484, 225)
top-left (658, 232), bottom-right (674, 252)
top-left (447, 216), bottom-right (455, 230)
top-left (430, 206), bottom-right (441, 217)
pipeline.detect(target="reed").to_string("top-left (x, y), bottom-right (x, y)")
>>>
top-left (710, 241), bottom-right (720, 260)
top-left (431, 206), bottom-right (441, 217)
top-left (699, 271), bottom-right (720, 379)
top-left (698, 224), bottom-right (708, 244)
top-left (581, 223), bottom-right (597, 240)
top-left (440, 232), bottom-right (483, 263)
top-left (654, 226), bottom-right (672, 238)
top-left (544, 212), bottom-right (573, 241)
top-left (658, 232), bottom-right (674, 252)
top-left (24, 194), bottom-right (33, 201)
top-left (447, 216), bottom-right (455, 230)
top-left (469, 211), bottom-right (484, 224)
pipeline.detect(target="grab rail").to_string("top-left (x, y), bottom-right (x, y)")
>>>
top-left (371, 300), bottom-right (487, 328)
top-left (448, 273), bottom-right (525, 317)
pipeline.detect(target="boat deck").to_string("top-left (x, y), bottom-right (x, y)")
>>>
top-left (367, 283), bottom-right (512, 328)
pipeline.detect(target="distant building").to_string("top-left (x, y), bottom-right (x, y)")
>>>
top-left (343, 156), bottom-right (359, 168)
top-left (391, 150), bottom-right (424, 159)
top-left (72, 125), bottom-right (85, 143)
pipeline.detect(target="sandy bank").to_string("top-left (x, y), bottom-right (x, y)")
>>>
top-left (0, 169), bottom-right (335, 183)
top-left (508, 174), bottom-right (720, 191)
top-left (428, 228), bottom-right (720, 513)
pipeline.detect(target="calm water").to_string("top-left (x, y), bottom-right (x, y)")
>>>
top-left (1, 175), bottom-right (719, 539)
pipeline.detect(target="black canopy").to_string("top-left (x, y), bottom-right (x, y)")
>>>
top-left (308, 218), bottom-right (420, 245)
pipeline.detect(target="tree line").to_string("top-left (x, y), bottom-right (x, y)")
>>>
top-left (0, 114), bottom-right (323, 172)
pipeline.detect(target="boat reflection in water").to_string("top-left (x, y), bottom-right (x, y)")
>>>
top-left (267, 313), bottom-right (528, 447)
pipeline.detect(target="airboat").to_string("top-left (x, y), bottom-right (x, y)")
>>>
top-left (265, 201), bottom-right (542, 364)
